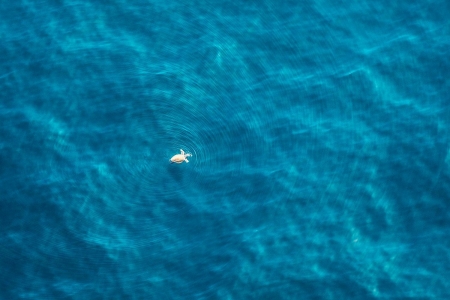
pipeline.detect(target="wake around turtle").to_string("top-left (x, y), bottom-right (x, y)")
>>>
top-left (170, 149), bottom-right (192, 164)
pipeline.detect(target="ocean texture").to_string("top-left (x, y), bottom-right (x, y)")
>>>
top-left (1, 0), bottom-right (450, 299)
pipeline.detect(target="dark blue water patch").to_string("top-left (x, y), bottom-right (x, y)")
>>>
top-left (0, 192), bottom-right (113, 295)
top-left (352, 203), bottom-right (389, 242)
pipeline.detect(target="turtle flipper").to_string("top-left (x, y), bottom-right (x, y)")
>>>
top-left (185, 158), bottom-right (189, 163)
top-left (180, 149), bottom-right (185, 155)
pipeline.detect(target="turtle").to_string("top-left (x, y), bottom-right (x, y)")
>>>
top-left (170, 149), bottom-right (192, 164)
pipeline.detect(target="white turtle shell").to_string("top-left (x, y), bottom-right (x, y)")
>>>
top-left (170, 149), bottom-right (191, 164)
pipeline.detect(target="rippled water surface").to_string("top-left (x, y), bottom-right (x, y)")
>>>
top-left (1, 0), bottom-right (450, 299)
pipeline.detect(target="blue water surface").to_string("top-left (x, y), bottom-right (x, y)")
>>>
top-left (1, 0), bottom-right (450, 299)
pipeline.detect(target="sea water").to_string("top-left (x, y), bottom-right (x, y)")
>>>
top-left (1, 0), bottom-right (449, 299)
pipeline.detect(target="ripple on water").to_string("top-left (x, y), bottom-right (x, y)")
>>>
top-left (113, 73), bottom-right (270, 202)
